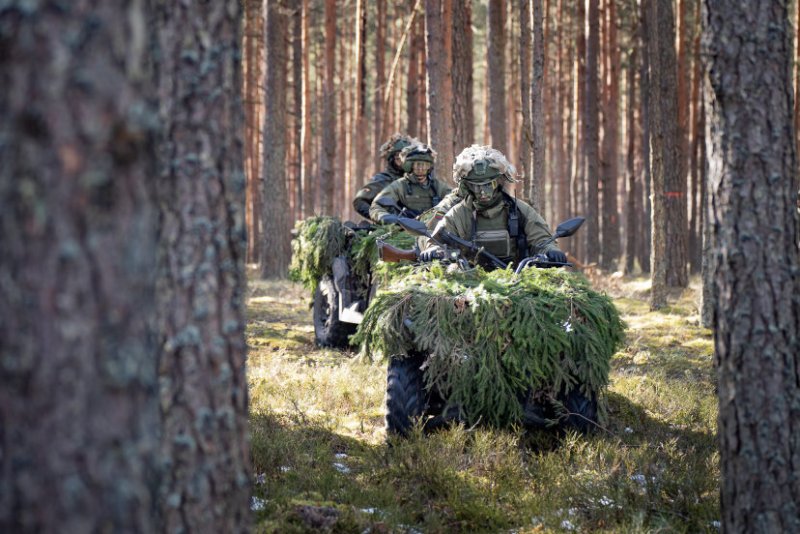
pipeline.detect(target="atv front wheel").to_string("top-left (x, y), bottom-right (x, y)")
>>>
top-left (385, 353), bottom-right (427, 436)
top-left (313, 275), bottom-right (357, 348)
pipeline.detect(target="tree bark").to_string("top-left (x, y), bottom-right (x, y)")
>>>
top-left (301, 0), bottom-right (315, 217)
top-left (637, 0), bottom-right (651, 274)
top-left (530, 0), bottom-right (545, 211)
top-left (154, 2), bottom-right (251, 531)
top-left (353, 0), bottom-right (368, 188)
top-left (261, 0), bottom-right (291, 277)
top-left (320, 0), bottom-right (337, 214)
top-left (291, 0), bottom-right (303, 223)
top-left (425, 0), bottom-right (455, 185)
top-left (599, 0), bottom-right (619, 270)
top-left (704, 1), bottom-right (800, 531)
top-left (0, 4), bottom-right (159, 532)
top-left (584, 0), bottom-right (600, 264)
top-left (518, 0), bottom-right (532, 195)
top-left (625, 46), bottom-right (638, 274)
top-left (487, 0), bottom-right (508, 154)
top-left (375, 0), bottom-right (387, 168)
top-left (572, 0), bottom-right (587, 260)
top-left (452, 0), bottom-right (475, 152)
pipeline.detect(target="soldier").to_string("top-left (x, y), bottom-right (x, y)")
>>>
top-left (421, 145), bottom-right (567, 268)
top-left (369, 143), bottom-right (451, 224)
top-left (352, 133), bottom-right (416, 221)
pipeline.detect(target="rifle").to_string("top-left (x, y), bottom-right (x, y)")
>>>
top-left (379, 242), bottom-right (418, 263)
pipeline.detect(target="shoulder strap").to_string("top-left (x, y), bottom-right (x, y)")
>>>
top-left (504, 194), bottom-right (528, 259)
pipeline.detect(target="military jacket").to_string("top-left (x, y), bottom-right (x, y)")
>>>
top-left (352, 169), bottom-right (404, 220)
top-left (430, 194), bottom-right (557, 267)
top-left (369, 175), bottom-right (451, 222)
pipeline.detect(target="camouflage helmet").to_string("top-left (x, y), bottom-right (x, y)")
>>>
top-left (452, 145), bottom-right (519, 186)
top-left (379, 133), bottom-right (416, 160)
top-left (400, 143), bottom-right (437, 173)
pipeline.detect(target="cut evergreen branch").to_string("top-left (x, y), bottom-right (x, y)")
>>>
top-left (353, 266), bottom-right (626, 426)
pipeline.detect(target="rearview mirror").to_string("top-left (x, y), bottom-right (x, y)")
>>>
top-left (554, 217), bottom-right (585, 239)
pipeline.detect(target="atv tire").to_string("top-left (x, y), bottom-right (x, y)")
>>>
top-left (558, 389), bottom-right (598, 433)
top-left (313, 275), bottom-right (357, 348)
top-left (385, 353), bottom-right (427, 437)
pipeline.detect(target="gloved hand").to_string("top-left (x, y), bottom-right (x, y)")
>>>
top-left (419, 246), bottom-right (444, 262)
top-left (546, 249), bottom-right (567, 264)
top-left (380, 214), bottom-right (399, 225)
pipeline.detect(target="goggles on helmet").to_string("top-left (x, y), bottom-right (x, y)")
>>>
top-left (465, 178), bottom-right (499, 198)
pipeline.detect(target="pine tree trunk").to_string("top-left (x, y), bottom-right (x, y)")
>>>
top-left (353, 0), bottom-right (368, 188)
top-left (637, 0), bottom-right (651, 274)
top-left (262, 0), bottom-right (291, 277)
top-left (452, 1), bottom-right (474, 153)
top-left (0, 4), bottom-right (159, 532)
top-left (301, 0), bottom-right (315, 217)
top-left (600, 0), bottom-right (619, 270)
top-left (407, 0), bottom-right (421, 137)
top-left (155, 2), bottom-right (251, 531)
top-left (291, 0), bottom-right (303, 223)
top-left (625, 46), bottom-right (638, 274)
top-left (530, 0), bottom-right (545, 212)
top-left (572, 0), bottom-right (587, 260)
top-left (584, 0), bottom-right (600, 264)
top-left (518, 0), bottom-right (532, 194)
top-left (704, 1), bottom-right (800, 530)
top-left (320, 0), bottom-right (337, 215)
top-left (688, 1), bottom-right (702, 274)
top-left (375, 0), bottom-right (386, 167)
top-left (425, 0), bottom-right (455, 186)
top-left (488, 0), bottom-right (508, 154)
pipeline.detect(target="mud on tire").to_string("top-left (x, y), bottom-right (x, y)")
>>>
top-left (313, 275), bottom-right (357, 348)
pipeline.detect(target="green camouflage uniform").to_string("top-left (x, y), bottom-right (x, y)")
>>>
top-left (352, 167), bottom-right (404, 220)
top-left (429, 193), bottom-right (558, 268)
top-left (369, 175), bottom-right (451, 223)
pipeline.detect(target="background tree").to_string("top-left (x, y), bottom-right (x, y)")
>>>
top-left (154, 1), bottom-right (251, 531)
top-left (262, 0), bottom-right (292, 277)
top-left (600, 0), bottom-right (620, 271)
top-left (321, 0), bottom-right (337, 213)
top-left (425, 0), bottom-right (455, 184)
top-left (0, 4), bottom-right (160, 532)
top-left (704, 1), bottom-right (800, 530)
top-left (584, 0), bottom-right (600, 263)
top-left (487, 0), bottom-right (508, 154)
top-left (452, 1), bottom-right (475, 152)
top-left (530, 0), bottom-right (545, 210)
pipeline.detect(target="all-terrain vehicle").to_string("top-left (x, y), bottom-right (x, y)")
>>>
top-left (364, 216), bottom-right (623, 436)
top-left (311, 198), bottom-right (420, 348)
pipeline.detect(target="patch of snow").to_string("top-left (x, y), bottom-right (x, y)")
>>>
top-left (333, 462), bottom-right (351, 474)
top-left (250, 496), bottom-right (267, 512)
top-left (630, 474), bottom-right (647, 486)
top-left (254, 473), bottom-right (267, 485)
top-left (624, 427), bottom-right (634, 434)
top-left (335, 453), bottom-right (348, 459)
top-left (599, 496), bottom-right (614, 506)
top-left (560, 519), bottom-right (576, 530)
top-left (562, 320), bottom-right (574, 333)
top-left (280, 465), bottom-right (292, 473)
top-left (360, 507), bottom-right (380, 514)
top-left (710, 520), bottom-right (721, 530)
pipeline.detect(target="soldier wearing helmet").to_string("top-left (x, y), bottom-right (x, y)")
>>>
top-left (420, 145), bottom-right (567, 268)
top-left (369, 143), bottom-right (451, 224)
top-left (352, 133), bottom-right (416, 221)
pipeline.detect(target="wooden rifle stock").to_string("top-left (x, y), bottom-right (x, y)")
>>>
top-left (378, 242), bottom-right (417, 263)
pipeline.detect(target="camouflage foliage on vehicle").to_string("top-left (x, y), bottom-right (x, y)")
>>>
top-left (289, 216), bottom-right (416, 297)
top-left (352, 265), bottom-right (626, 427)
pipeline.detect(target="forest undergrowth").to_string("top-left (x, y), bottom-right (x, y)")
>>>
top-left (246, 269), bottom-right (719, 533)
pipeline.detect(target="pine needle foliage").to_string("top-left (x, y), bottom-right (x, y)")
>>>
top-left (289, 216), bottom-right (416, 296)
top-left (352, 266), bottom-right (626, 426)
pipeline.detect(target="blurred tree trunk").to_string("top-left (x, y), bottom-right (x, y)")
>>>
top-left (353, 0), bottom-right (368, 190)
top-left (487, 0), bottom-right (508, 154)
top-left (704, 1), bottom-right (800, 530)
top-left (154, 1), bottom-right (251, 531)
top-left (374, 0), bottom-right (386, 169)
top-left (530, 0), bottom-right (545, 211)
top-left (625, 47), bottom-right (638, 274)
top-left (688, 0), bottom-right (702, 274)
top-left (637, 0), bottom-right (651, 274)
top-left (559, 0), bottom-right (573, 226)
top-left (0, 4), bottom-right (159, 532)
top-left (553, 0), bottom-right (568, 225)
top-left (262, 0), bottom-right (291, 277)
top-left (407, 0), bottom-right (421, 137)
top-left (244, 0), bottom-right (264, 262)
top-left (321, 0), bottom-right (337, 214)
top-left (301, 0), bottom-right (315, 217)
top-left (600, 0), bottom-right (619, 270)
top-left (584, 0), bottom-right (600, 263)
top-left (453, 1), bottom-right (474, 153)
top-left (425, 0), bottom-right (455, 185)
top-left (572, 0), bottom-right (586, 260)
top-left (291, 0), bottom-right (303, 223)
top-left (518, 0), bottom-right (532, 195)
top-left (646, 0), bottom-right (675, 309)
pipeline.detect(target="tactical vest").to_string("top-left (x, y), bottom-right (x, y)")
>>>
top-left (470, 195), bottom-right (528, 266)
top-left (401, 177), bottom-right (443, 214)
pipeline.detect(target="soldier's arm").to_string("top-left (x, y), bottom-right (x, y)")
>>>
top-left (353, 182), bottom-right (382, 220)
top-left (521, 204), bottom-right (558, 253)
top-left (369, 183), bottom-right (400, 223)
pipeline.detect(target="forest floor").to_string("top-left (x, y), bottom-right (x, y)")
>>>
top-left (246, 268), bottom-right (720, 533)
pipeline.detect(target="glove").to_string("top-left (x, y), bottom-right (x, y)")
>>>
top-left (546, 249), bottom-right (567, 264)
top-left (419, 246), bottom-right (444, 262)
top-left (380, 214), bottom-right (399, 225)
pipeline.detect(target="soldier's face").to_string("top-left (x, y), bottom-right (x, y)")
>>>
top-left (393, 153), bottom-right (403, 167)
top-left (467, 179), bottom-right (498, 202)
top-left (412, 161), bottom-right (432, 177)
